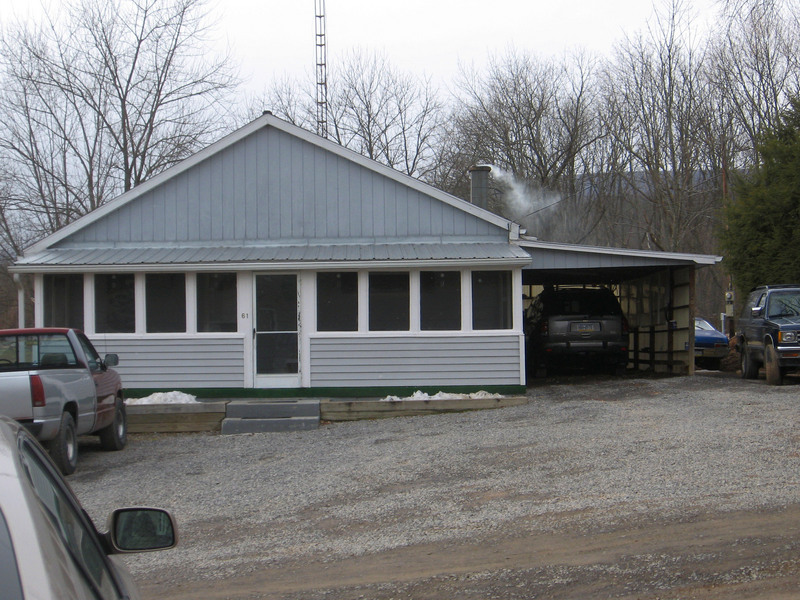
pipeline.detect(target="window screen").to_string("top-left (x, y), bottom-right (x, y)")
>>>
top-left (43, 274), bottom-right (84, 330)
top-left (317, 272), bottom-right (358, 331)
top-left (369, 272), bottom-right (409, 331)
top-left (197, 273), bottom-right (237, 332)
top-left (146, 274), bottom-right (186, 333)
top-left (95, 274), bottom-right (135, 333)
top-left (472, 271), bottom-right (512, 330)
top-left (421, 271), bottom-right (461, 330)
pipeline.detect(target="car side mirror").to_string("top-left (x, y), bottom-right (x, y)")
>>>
top-left (103, 354), bottom-right (119, 368)
top-left (108, 508), bottom-right (177, 553)
top-left (751, 306), bottom-right (764, 318)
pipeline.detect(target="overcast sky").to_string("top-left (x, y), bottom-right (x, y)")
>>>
top-left (2, 0), bottom-right (721, 95)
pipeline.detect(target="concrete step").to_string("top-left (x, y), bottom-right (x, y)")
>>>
top-left (226, 399), bottom-right (320, 419)
top-left (221, 399), bottom-right (321, 434)
top-left (221, 416), bottom-right (319, 434)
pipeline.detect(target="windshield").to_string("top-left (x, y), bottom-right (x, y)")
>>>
top-left (766, 291), bottom-right (800, 318)
top-left (695, 318), bottom-right (715, 331)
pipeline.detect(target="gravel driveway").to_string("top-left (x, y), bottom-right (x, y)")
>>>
top-left (70, 370), bottom-right (800, 599)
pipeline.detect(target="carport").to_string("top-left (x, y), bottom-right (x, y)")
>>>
top-left (518, 238), bottom-right (722, 375)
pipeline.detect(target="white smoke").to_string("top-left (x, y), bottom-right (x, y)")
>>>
top-left (488, 165), bottom-right (562, 227)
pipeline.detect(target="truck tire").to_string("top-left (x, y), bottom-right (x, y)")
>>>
top-left (47, 412), bottom-right (78, 475)
top-left (99, 397), bottom-right (127, 451)
top-left (740, 342), bottom-right (760, 379)
top-left (765, 344), bottom-right (784, 386)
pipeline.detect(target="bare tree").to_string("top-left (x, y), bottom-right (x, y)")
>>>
top-left (0, 0), bottom-right (238, 248)
top-left (708, 0), bottom-right (800, 166)
top-left (257, 50), bottom-right (446, 180)
top-left (600, 0), bottom-right (721, 254)
top-left (450, 49), bottom-right (600, 241)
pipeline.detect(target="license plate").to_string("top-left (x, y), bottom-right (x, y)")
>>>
top-left (571, 322), bottom-right (600, 333)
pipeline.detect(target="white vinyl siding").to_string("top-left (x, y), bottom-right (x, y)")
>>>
top-left (309, 335), bottom-right (523, 387)
top-left (90, 336), bottom-right (245, 388)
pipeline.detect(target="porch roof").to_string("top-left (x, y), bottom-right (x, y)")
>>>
top-left (12, 241), bottom-right (532, 272)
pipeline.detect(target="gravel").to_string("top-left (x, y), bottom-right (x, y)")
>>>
top-left (69, 370), bottom-right (800, 584)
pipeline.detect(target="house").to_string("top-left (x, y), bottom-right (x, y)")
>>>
top-left (11, 113), bottom-right (533, 397)
top-left (11, 113), bottom-right (721, 397)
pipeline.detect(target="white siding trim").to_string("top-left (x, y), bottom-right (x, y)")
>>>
top-left (134, 273), bottom-right (145, 334)
top-left (238, 272), bottom-right (254, 388)
top-left (358, 271), bottom-right (369, 333)
top-left (299, 271), bottom-right (315, 388)
top-left (33, 274), bottom-right (42, 326)
top-left (83, 274), bottom-right (94, 334)
top-left (409, 271), bottom-right (420, 332)
top-left (185, 273), bottom-right (197, 334)
top-left (462, 270), bottom-right (473, 332)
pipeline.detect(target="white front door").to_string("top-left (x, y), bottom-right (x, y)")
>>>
top-left (254, 274), bottom-right (300, 388)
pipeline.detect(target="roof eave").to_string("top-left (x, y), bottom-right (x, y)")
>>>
top-left (10, 257), bottom-right (532, 274)
top-left (518, 237), bottom-right (722, 266)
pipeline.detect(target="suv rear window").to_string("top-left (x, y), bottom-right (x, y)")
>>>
top-left (543, 289), bottom-right (622, 316)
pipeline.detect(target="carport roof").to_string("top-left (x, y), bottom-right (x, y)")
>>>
top-left (519, 238), bottom-right (722, 285)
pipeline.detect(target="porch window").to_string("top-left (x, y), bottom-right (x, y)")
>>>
top-left (197, 273), bottom-right (237, 332)
top-left (420, 271), bottom-right (461, 330)
top-left (369, 272), bottom-right (409, 331)
top-left (472, 270), bottom-right (512, 330)
top-left (43, 274), bottom-right (84, 330)
top-left (95, 274), bottom-right (135, 333)
top-left (146, 274), bottom-right (186, 333)
top-left (317, 272), bottom-right (358, 331)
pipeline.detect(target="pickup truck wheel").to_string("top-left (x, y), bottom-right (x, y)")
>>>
top-left (765, 344), bottom-right (784, 386)
top-left (740, 342), bottom-right (760, 379)
top-left (47, 412), bottom-right (78, 475)
top-left (99, 398), bottom-right (127, 451)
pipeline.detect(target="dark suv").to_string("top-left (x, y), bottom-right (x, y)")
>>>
top-left (525, 286), bottom-right (629, 378)
top-left (737, 284), bottom-right (800, 385)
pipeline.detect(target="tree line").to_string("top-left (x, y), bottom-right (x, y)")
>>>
top-left (1, 0), bottom-right (798, 323)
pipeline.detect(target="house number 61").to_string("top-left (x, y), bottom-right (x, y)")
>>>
top-left (241, 313), bottom-right (249, 319)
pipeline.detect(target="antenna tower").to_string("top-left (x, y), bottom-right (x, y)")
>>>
top-left (314, 0), bottom-right (328, 138)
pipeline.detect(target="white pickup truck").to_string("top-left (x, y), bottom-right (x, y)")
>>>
top-left (0, 328), bottom-right (127, 474)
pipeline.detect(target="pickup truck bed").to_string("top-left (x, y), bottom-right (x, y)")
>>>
top-left (0, 328), bottom-right (127, 474)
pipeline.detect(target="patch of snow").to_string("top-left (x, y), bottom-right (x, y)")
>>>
top-left (125, 392), bottom-right (199, 405)
top-left (380, 390), bottom-right (503, 402)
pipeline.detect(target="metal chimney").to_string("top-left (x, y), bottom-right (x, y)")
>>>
top-left (468, 165), bottom-right (492, 210)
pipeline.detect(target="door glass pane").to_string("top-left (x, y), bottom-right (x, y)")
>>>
top-left (256, 275), bottom-right (298, 375)
top-left (256, 333), bottom-right (298, 374)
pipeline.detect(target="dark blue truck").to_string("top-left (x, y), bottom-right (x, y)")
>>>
top-left (737, 285), bottom-right (800, 385)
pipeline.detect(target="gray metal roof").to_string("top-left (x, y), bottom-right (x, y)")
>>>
top-left (518, 238), bottom-right (722, 285)
top-left (519, 238), bottom-right (721, 268)
top-left (13, 242), bottom-right (532, 272)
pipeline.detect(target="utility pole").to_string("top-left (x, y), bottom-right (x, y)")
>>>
top-left (314, 0), bottom-right (328, 138)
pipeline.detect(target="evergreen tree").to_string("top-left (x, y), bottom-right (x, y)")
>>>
top-left (721, 97), bottom-right (800, 294)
